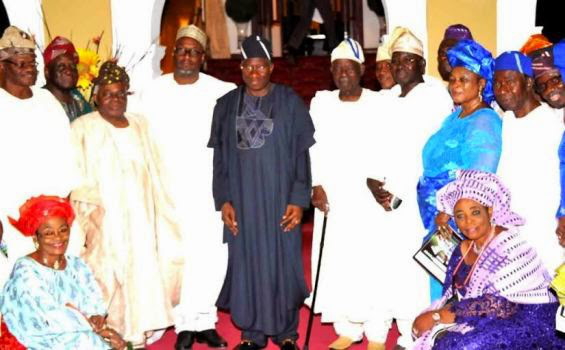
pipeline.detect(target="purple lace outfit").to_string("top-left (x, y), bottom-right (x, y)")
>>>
top-left (413, 170), bottom-right (565, 349)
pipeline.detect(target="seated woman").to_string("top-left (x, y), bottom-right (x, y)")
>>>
top-left (412, 170), bottom-right (565, 349)
top-left (0, 195), bottom-right (127, 349)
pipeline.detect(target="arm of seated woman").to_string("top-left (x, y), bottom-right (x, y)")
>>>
top-left (412, 305), bottom-right (456, 338)
top-left (449, 293), bottom-right (519, 321)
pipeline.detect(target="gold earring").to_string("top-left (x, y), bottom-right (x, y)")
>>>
top-left (33, 239), bottom-right (39, 250)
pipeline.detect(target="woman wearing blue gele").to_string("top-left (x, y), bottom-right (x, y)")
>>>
top-left (418, 39), bottom-right (502, 301)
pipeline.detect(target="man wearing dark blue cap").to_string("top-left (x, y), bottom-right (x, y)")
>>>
top-left (209, 35), bottom-right (315, 350)
top-left (495, 50), bottom-right (564, 274)
top-left (494, 51), bottom-right (540, 118)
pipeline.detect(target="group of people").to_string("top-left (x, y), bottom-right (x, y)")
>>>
top-left (0, 18), bottom-right (564, 350)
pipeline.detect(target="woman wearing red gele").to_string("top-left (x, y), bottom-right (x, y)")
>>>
top-left (0, 195), bottom-right (128, 350)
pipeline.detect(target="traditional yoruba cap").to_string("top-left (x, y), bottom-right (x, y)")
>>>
top-left (520, 34), bottom-right (552, 56)
top-left (448, 39), bottom-right (495, 103)
top-left (241, 35), bottom-right (272, 61)
top-left (531, 47), bottom-right (558, 79)
top-left (176, 25), bottom-right (207, 50)
top-left (443, 24), bottom-right (473, 41)
top-left (376, 36), bottom-right (391, 61)
top-left (94, 61), bottom-right (130, 87)
top-left (331, 38), bottom-right (364, 64)
top-left (390, 29), bottom-right (424, 58)
top-left (0, 26), bottom-right (35, 61)
top-left (43, 36), bottom-right (78, 66)
top-left (494, 51), bottom-right (533, 77)
top-left (436, 170), bottom-right (525, 229)
top-left (8, 195), bottom-right (75, 237)
top-left (376, 27), bottom-right (409, 62)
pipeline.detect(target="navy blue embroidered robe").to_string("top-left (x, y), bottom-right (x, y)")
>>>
top-left (208, 84), bottom-right (315, 335)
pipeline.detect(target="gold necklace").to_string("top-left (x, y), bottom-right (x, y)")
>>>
top-left (42, 256), bottom-right (64, 270)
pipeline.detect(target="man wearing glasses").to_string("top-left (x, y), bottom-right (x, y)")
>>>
top-left (136, 25), bottom-right (234, 350)
top-left (0, 26), bottom-right (77, 286)
top-left (209, 36), bottom-right (314, 350)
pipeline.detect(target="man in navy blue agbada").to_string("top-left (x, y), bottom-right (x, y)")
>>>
top-left (208, 36), bottom-right (315, 350)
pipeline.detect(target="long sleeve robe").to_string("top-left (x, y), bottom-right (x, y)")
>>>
top-left (70, 112), bottom-right (184, 344)
top-left (0, 256), bottom-right (108, 349)
top-left (209, 84), bottom-right (315, 335)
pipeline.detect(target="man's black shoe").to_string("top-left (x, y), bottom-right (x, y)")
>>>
top-left (279, 339), bottom-right (300, 350)
top-left (175, 331), bottom-right (196, 350)
top-left (234, 340), bottom-right (262, 350)
top-left (195, 329), bottom-right (228, 348)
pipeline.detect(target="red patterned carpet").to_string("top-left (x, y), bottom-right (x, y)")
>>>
top-left (147, 218), bottom-right (400, 350)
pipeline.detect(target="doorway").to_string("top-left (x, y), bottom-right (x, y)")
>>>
top-left (160, 0), bottom-right (198, 73)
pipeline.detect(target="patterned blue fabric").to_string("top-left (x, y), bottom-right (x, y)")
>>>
top-left (557, 130), bottom-right (565, 218)
top-left (236, 92), bottom-right (274, 150)
top-left (0, 256), bottom-right (108, 349)
top-left (422, 107), bottom-right (501, 179)
top-left (434, 247), bottom-right (564, 349)
top-left (417, 172), bottom-right (456, 241)
top-left (447, 39), bottom-right (495, 104)
top-left (419, 107), bottom-right (502, 300)
top-left (554, 41), bottom-right (565, 80)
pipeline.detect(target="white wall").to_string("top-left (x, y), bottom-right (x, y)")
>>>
top-left (384, 0), bottom-right (428, 56)
top-left (4, 0), bottom-right (46, 85)
top-left (362, 0), bottom-right (381, 49)
top-left (110, 0), bottom-right (166, 93)
top-left (497, 0), bottom-right (539, 55)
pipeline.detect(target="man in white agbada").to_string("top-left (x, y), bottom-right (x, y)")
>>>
top-left (71, 61), bottom-right (184, 347)
top-left (135, 25), bottom-right (234, 350)
top-left (367, 28), bottom-right (453, 348)
top-left (309, 38), bottom-right (421, 350)
top-left (495, 51), bottom-right (563, 273)
top-left (0, 26), bottom-right (78, 286)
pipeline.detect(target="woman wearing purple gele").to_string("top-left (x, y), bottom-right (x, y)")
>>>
top-left (412, 170), bottom-right (565, 349)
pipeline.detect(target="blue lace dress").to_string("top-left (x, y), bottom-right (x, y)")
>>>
top-left (418, 107), bottom-right (502, 299)
top-left (433, 248), bottom-right (563, 349)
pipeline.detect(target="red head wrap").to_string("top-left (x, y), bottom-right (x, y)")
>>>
top-left (43, 36), bottom-right (78, 67)
top-left (8, 195), bottom-right (75, 237)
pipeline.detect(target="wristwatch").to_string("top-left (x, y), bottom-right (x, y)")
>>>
top-left (432, 312), bottom-right (441, 325)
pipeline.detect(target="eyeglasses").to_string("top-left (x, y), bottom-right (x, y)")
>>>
top-left (4, 60), bottom-right (38, 69)
top-left (174, 47), bottom-right (204, 57)
top-left (240, 63), bottom-right (270, 74)
top-left (99, 91), bottom-right (130, 101)
top-left (535, 75), bottom-right (563, 94)
top-left (391, 56), bottom-right (418, 66)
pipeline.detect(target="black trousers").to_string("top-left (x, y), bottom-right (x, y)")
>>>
top-left (241, 308), bottom-right (299, 347)
top-left (287, 0), bottom-right (336, 50)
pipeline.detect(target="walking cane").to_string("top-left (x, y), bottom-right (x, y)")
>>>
top-left (304, 208), bottom-right (328, 350)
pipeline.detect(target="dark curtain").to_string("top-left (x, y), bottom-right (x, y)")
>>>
top-left (0, 1), bottom-right (9, 34)
top-left (536, 0), bottom-right (565, 43)
top-left (367, 0), bottom-right (384, 17)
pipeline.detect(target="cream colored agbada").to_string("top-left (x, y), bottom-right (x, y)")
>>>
top-left (70, 111), bottom-right (184, 344)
